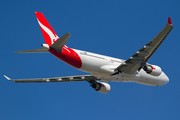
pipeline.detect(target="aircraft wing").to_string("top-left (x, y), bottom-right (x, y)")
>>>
top-left (4, 75), bottom-right (97, 83)
top-left (115, 17), bottom-right (173, 74)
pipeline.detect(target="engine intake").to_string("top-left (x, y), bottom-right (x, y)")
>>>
top-left (143, 65), bottom-right (162, 76)
top-left (91, 82), bottom-right (111, 94)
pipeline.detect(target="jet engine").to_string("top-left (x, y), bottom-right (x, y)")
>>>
top-left (91, 82), bottom-right (111, 94)
top-left (143, 65), bottom-right (162, 76)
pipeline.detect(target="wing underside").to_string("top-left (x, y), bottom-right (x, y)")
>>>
top-left (4, 75), bottom-right (97, 83)
top-left (115, 17), bottom-right (173, 74)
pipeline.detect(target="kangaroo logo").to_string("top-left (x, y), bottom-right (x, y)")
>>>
top-left (37, 19), bottom-right (59, 45)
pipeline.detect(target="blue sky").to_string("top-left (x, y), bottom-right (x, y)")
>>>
top-left (1, 0), bottom-right (180, 120)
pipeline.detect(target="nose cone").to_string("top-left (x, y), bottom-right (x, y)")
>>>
top-left (163, 74), bottom-right (169, 84)
top-left (160, 72), bottom-right (169, 85)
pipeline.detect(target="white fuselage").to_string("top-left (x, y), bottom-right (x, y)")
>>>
top-left (73, 49), bottom-right (169, 86)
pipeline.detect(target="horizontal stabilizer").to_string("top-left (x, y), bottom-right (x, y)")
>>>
top-left (50, 33), bottom-right (71, 50)
top-left (15, 48), bottom-right (49, 53)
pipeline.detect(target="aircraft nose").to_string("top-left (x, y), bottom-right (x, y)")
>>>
top-left (161, 72), bottom-right (169, 85)
top-left (164, 75), bottom-right (169, 84)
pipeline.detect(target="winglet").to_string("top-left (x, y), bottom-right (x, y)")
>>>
top-left (4, 75), bottom-right (11, 80)
top-left (168, 17), bottom-right (172, 25)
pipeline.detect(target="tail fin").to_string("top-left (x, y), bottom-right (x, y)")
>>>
top-left (35, 11), bottom-right (59, 46)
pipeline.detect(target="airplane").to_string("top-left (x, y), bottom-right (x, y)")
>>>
top-left (4, 12), bottom-right (173, 93)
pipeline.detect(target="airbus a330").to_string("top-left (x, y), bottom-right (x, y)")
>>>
top-left (4, 12), bottom-right (173, 93)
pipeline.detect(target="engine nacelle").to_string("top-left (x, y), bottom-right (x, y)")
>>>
top-left (143, 65), bottom-right (162, 76)
top-left (91, 82), bottom-right (111, 94)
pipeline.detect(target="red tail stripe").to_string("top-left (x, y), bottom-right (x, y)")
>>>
top-left (49, 46), bottom-right (82, 69)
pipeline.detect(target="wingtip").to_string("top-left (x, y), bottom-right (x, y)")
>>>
top-left (14, 51), bottom-right (19, 53)
top-left (66, 32), bottom-right (71, 36)
top-left (14, 51), bottom-right (23, 53)
top-left (4, 75), bottom-right (11, 80)
top-left (168, 17), bottom-right (172, 25)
